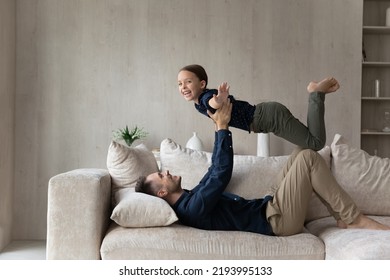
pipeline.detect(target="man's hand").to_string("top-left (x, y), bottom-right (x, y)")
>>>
top-left (207, 99), bottom-right (232, 131)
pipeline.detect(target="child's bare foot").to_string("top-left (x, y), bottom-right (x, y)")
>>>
top-left (338, 214), bottom-right (390, 230)
top-left (307, 77), bottom-right (340, 94)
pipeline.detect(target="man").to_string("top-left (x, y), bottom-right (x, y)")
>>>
top-left (136, 99), bottom-right (389, 236)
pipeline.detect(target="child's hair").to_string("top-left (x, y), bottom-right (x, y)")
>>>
top-left (179, 64), bottom-right (208, 88)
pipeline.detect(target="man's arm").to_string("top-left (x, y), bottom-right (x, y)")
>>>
top-left (206, 100), bottom-right (233, 185)
top-left (205, 99), bottom-right (232, 166)
top-left (184, 101), bottom-right (233, 216)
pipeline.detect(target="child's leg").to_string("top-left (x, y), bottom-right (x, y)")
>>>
top-left (252, 98), bottom-right (325, 151)
top-left (306, 91), bottom-right (326, 149)
top-left (251, 78), bottom-right (339, 150)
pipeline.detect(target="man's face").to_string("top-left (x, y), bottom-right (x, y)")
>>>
top-left (145, 170), bottom-right (182, 197)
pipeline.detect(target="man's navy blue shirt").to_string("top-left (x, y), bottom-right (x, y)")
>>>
top-left (172, 130), bottom-right (274, 235)
top-left (195, 89), bottom-right (256, 133)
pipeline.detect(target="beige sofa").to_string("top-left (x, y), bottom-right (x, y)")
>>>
top-left (46, 134), bottom-right (390, 260)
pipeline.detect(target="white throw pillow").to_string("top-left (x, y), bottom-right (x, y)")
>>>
top-left (107, 141), bottom-right (178, 227)
top-left (111, 188), bottom-right (178, 228)
top-left (331, 134), bottom-right (390, 216)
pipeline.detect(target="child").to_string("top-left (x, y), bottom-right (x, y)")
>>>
top-left (177, 64), bottom-right (340, 151)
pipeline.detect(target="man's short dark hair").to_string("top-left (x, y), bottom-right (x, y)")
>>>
top-left (135, 176), bottom-right (155, 196)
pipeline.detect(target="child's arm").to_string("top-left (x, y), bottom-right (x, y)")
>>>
top-left (208, 82), bottom-right (230, 110)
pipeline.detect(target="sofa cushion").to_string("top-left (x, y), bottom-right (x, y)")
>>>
top-left (160, 138), bottom-right (331, 221)
top-left (107, 141), bottom-right (178, 227)
top-left (106, 141), bottom-right (159, 191)
top-left (331, 134), bottom-right (390, 216)
top-left (306, 216), bottom-right (390, 259)
top-left (101, 223), bottom-right (325, 260)
top-left (161, 138), bottom-right (281, 198)
top-left (111, 188), bottom-right (178, 227)
top-left (106, 140), bottom-right (159, 206)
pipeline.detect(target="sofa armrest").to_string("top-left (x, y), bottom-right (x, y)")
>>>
top-left (47, 168), bottom-right (111, 260)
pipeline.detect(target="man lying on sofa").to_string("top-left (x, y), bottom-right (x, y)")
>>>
top-left (136, 99), bottom-right (390, 236)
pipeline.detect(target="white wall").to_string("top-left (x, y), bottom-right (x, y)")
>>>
top-left (14, 0), bottom-right (363, 239)
top-left (0, 0), bottom-right (15, 250)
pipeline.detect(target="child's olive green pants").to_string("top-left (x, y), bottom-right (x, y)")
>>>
top-left (252, 92), bottom-right (326, 151)
top-left (265, 148), bottom-right (360, 236)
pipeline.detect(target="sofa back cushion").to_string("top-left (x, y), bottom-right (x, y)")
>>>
top-left (331, 134), bottom-right (390, 216)
top-left (160, 138), bottom-right (288, 199)
top-left (160, 137), bottom-right (331, 219)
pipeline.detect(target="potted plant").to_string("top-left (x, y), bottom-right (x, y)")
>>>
top-left (113, 125), bottom-right (148, 147)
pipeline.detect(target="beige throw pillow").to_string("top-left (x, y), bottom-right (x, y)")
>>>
top-left (331, 134), bottom-right (390, 216)
top-left (107, 141), bottom-right (159, 190)
top-left (107, 141), bottom-right (178, 227)
top-left (111, 188), bottom-right (178, 227)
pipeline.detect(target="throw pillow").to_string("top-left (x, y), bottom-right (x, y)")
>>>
top-left (107, 141), bottom-right (178, 227)
top-left (106, 141), bottom-right (159, 191)
top-left (331, 134), bottom-right (390, 216)
top-left (111, 188), bottom-right (178, 227)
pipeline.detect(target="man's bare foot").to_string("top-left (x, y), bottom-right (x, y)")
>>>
top-left (307, 77), bottom-right (340, 94)
top-left (337, 219), bottom-right (348, 229)
top-left (338, 214), bottom-right (390, 230)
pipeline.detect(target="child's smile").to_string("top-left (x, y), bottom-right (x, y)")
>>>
top-left (178, 70), bottom-right (206, 103)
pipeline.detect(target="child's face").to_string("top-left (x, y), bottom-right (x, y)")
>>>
top-left (177, 70), bottom-right (206, 103)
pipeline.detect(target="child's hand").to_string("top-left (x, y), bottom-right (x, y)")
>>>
top-left (207, 99), bottom-right (232, 131)
top-left (214, 82), bottom-right (230, 105)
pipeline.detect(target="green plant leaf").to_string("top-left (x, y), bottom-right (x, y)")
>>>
top-left (113, 125), bottom-right (148, 147)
